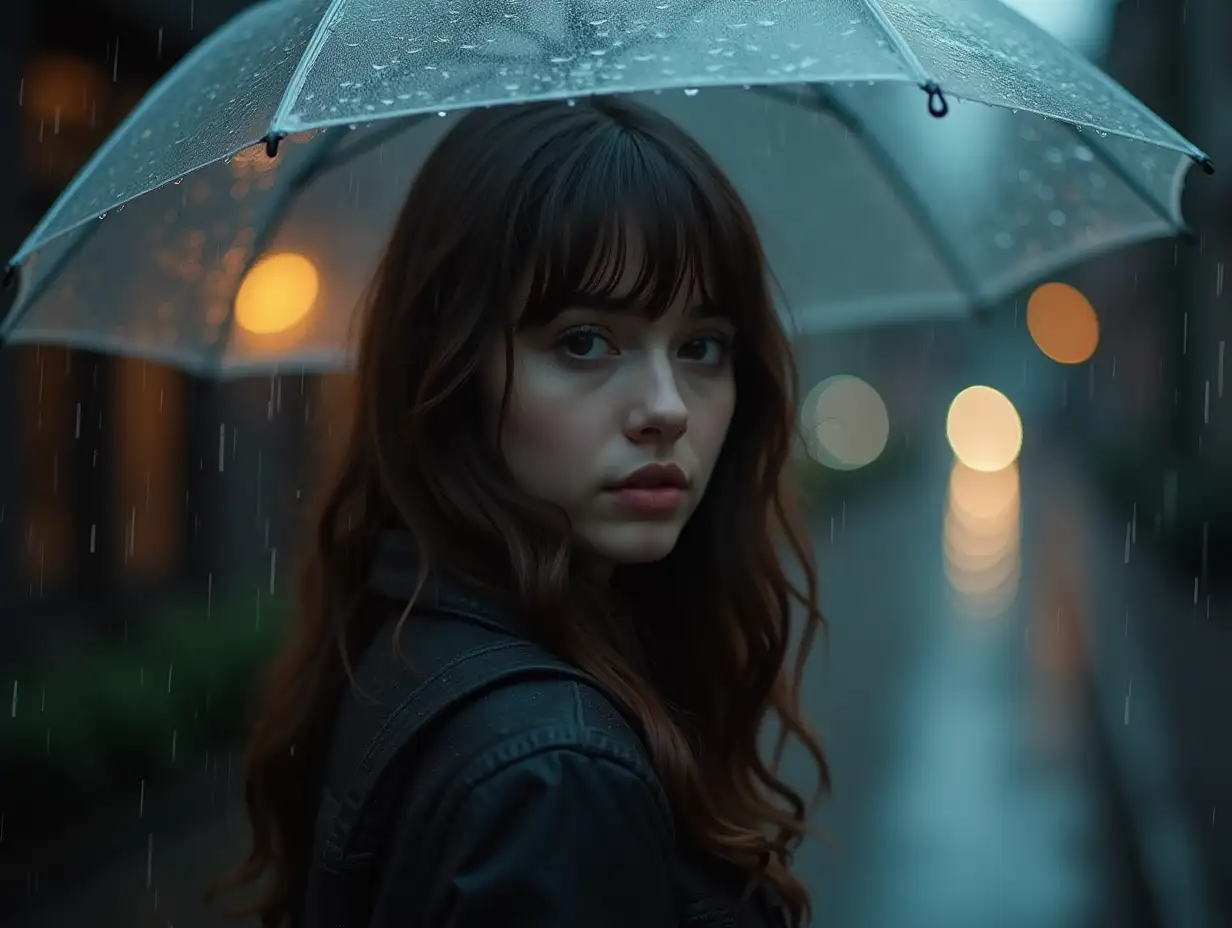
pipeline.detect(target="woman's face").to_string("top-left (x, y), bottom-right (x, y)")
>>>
top-left (482, 264), bottom-right (737, 570)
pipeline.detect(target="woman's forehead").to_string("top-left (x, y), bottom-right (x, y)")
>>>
top-left (504, 210), bottom-right (747, 329)
top-left (577, 231), bottom-right (718, 311)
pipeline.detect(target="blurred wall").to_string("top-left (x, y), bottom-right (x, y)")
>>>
top-left (0, 2), bottom-right (29, 627)
top-left (1184, 0), bottom-right (1232, 462)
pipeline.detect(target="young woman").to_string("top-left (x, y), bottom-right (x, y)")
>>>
top-left (214, 95), bottom-right (829, 928)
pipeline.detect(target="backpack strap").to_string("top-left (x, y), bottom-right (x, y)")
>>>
top-left (302, 635), bottom-right (610, 928)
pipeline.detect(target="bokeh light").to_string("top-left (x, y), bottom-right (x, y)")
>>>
top-left (946, 385), bottom-right (1023, 472)
top-left (234, 252), bottom-right (319, 335)
top-left (23, 54), bottom-right (107, 127)
top-left (1026, 282), bottom-right (1099, 364)
top-left (800, 375), bottom-right (890, 471)
top-left (945, 461), bottom-right (1022, 618)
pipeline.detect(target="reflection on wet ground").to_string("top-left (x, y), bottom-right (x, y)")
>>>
top-left (800, 445), bottom-right (1152, 928)
top-left (4, 446), bottom-right (1180, 928)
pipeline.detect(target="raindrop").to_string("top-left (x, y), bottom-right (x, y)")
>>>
top-left (1217, 341), bottom-right (1225, 398)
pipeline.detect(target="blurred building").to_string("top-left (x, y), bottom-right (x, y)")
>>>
top-left (0, 0), bottom-right (28, 657)
top-left (1077, 0), bottom-right (1232, 922)
top-left (0, 0), bottom-right (326, 654)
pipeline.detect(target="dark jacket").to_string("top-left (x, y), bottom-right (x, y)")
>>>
top-left (304, 531), bottom-right (790, 928)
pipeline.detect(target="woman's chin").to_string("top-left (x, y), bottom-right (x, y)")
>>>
top-left (579, 520), bottom-right (684, 566)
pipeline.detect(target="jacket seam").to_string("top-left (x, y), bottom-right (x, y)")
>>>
top-left (426, 724), bottom-right (676, 845)
top-left (569, 680), bottom-right (586, 726)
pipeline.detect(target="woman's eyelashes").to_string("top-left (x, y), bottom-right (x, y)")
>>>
top-left (553, 325), bottom-right (733, 367)
top-left (556, 325), bottom-right (617, 361)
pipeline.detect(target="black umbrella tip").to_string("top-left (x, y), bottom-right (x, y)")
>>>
top-left (1197, 155), bottom-right (1214, 175)
top-left (922, 81), bottom-right (949, 118)
top-left (1, 263), bottom-right (17, 291)
top-left (264, 131), bottom-right (286, 158)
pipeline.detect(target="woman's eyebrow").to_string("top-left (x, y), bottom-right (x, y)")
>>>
top-left (690, 298), bottom-right (725, 318)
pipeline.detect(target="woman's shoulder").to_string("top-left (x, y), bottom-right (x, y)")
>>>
top-left (345, 604), bottom-right (665, 806)
top-left (378, 677), bottom-right (683, 926)
top-left (361, 614), bottom-right (682, 921)
top-left (410, 631), bottom-right (662, 800)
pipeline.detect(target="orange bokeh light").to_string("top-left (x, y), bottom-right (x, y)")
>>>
top-left (234, 252), bottom-right (319, 335)
top-left (1027, 282), bottom-right (1099, 365)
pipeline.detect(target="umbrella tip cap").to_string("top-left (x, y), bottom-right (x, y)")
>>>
top-left (1198, 156), bottom-right (1215, 175)
top-left (264, 132), bottom-right (286, 158)
top-left (922, 81), bottom-right (949, 118)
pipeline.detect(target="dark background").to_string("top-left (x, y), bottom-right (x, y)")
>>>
top-left (0, 1), bottom-right (1229, 926)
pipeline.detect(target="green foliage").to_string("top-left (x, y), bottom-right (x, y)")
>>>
top-left (0, 586), bottom-right (291, 845)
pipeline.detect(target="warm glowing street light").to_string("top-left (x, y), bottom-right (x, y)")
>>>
top-left (1027, 282), bottom-right (1099, 365)
top-left (946, 385), bottom-right (1023, 472)
top-left (234, 252), bottom-right (320, 335)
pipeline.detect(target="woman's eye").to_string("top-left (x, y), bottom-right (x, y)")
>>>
top-left (558, 329), bottom-right (615, 360)
top-left (679, 336), bottom-right (730, 365)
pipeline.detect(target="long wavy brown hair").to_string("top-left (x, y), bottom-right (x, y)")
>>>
top-left (211, 95), bottom-right (830, 927)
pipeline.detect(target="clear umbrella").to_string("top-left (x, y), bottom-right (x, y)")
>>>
top-left (1, 0), bottom-right (1213, 377)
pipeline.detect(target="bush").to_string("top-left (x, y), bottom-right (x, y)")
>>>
top-left (0, 585), bottom-right (290, 850)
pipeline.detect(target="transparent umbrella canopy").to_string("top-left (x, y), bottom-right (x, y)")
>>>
top-left (0, 0), bottom-right (1213, 377)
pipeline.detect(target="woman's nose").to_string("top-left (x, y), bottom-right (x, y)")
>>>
top-left (626, 355), bottom-right (688, 442)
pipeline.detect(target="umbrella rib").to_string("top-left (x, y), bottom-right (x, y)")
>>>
top-left (270, 0), bottom-right (351, 136)
top-left (800, 83), bottom-right (990, 312)
top-left (857, 0), bottom-right (934, 88)
top-left (6, 13), bottom-right (248, 270)
top-left (1059, 123), bottom-right (1194, 241)
top-left (207, 127), bottom-right (351, 375)
top-left (0, 222), bottom-right (103, 340)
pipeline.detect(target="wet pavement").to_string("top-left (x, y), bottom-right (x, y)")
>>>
top-left (4, 445), bottom-right (1192, 928)
top-left (800, 445), bottom-right (1154, 928)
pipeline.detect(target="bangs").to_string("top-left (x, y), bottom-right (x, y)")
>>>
top-left (509, 112), bottom-right (763, 328)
